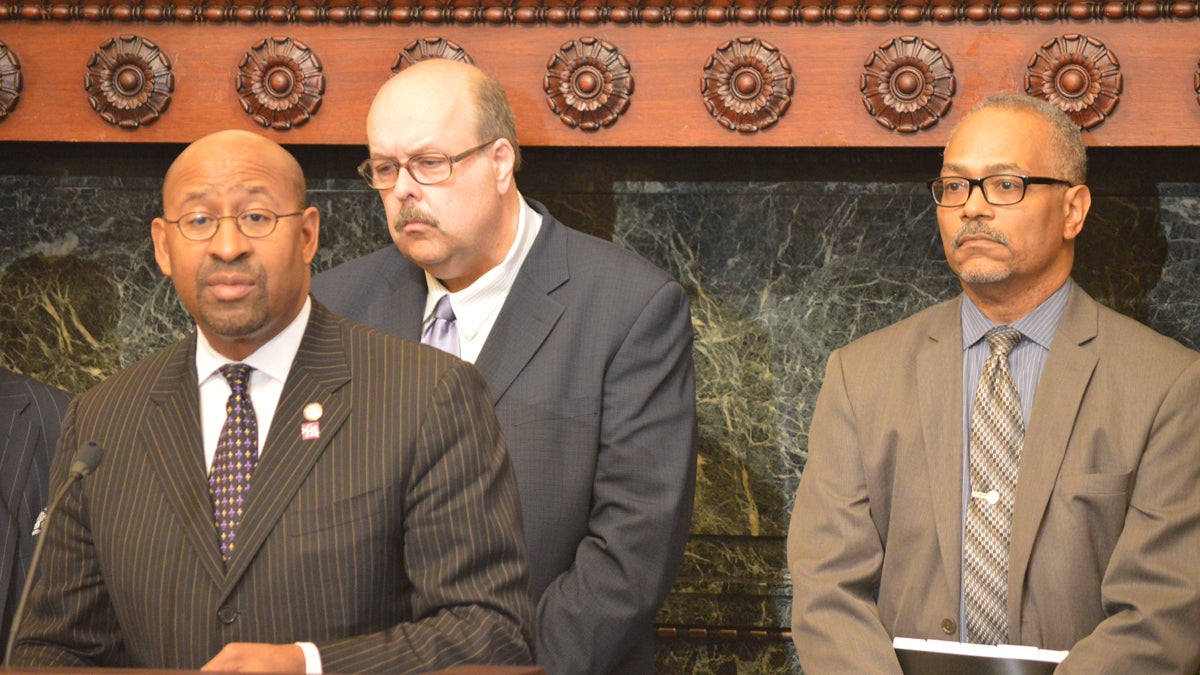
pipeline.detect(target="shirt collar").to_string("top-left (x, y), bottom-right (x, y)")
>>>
top-left (961, 279), bottom-right (1072, 351)
top-left (196, 296), bottom-right (312, 386)
top-left (423, 195), bottom-right (543, 341)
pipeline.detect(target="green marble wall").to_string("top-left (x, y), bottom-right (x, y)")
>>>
top-left (2, 145), bottom-right (1199, 673)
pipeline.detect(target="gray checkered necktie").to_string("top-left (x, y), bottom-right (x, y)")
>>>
top-left (964, 326), bottom-right (1024, 645)
top-left (421, 295), bottom-right (460, 358)
top-left (209, 363), bottom-right (258, 564)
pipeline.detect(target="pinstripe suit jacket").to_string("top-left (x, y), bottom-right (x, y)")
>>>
top-left (313, 200), bottom-right (697, 675)
top-left (0, 369), bottom-right (70, 643)
top-left (10, 302), bottom-right (535, 673)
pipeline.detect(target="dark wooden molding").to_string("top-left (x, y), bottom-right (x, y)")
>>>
top-left (861, 36), bottom-right (955, 133)
top-left (0, 0), bottom-right (1197, 25)
top-left (84, 34), bottom-right (173, 128)
top-left (701, 37), bottom-right (793, 133)
top-left (1025, 33), bottom-right (1121, 130)
top-left (544, 37), bottom-right (632, 131)
top-left (0, 40), bottom-right (20, 120)
top-left (236, 36), bottom-right (325, 130)
top-left (391, 37), bottom-right (474, 74)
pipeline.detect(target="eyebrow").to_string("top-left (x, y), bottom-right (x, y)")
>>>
top-left (940, 162), bottom-right (1025, 176)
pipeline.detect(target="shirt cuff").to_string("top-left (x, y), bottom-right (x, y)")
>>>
top-left (296, 642), bottom-right (322, 674)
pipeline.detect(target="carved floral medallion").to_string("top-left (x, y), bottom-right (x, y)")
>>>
top-left (84, 34), bottom-right (173, 128)
top-left (1025, 34), bottom-right (1121, 130)
top-left (391, 37), bottom-right (474, 73)
top-left (0, 41), bottom-right (20, 121)
top-left (544, 37), bottom-right (633, 130)
top-left (237, 37), bottom-right (325, 130)
top-left (701, 37), bottom-right (792, 133)
top-left (860, 36), bottom-right (954, 133)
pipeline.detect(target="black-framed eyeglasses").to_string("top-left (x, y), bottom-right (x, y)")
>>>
top-left (162, 208), bottom-right (303, 241)
top-left (358, 139), bottom-right (498, 189)
top-left (928, 174), bottom-right (1073, 207)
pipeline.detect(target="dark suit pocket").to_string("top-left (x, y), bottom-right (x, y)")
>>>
top-left (286, 487), bottom-right (383, 537)
top-left (507, 395), bottom-right (597, 427)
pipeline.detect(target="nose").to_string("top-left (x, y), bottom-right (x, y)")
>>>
top-left (207, 216), bottom-right (252, 260)
top-left (389, 166), bottom-right (423, 204)
top-left (959, 181), bottom-right (992, 219)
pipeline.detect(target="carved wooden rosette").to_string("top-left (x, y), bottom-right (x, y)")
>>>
top-left (544, 37), bottom-right (633, 130)
top-left (860, 36), bottom-right (954, 133)
top-left (237, 37), bottom-right (325, 130)
top-left (0, 41), bottom-right (20, 121)
top-left (84, 35), bottom-right (173, 128)
top-left (391, 37), bottom-right (474, 74)
top-left (1025, 34), bottom-right (1121, 130)
top-left (701, 37), bottom-right (793, 132)
top-left (1194, 59), bottom-right (1200, 110)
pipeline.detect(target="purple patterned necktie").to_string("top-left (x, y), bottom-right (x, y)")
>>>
top-left (209, 363), bottom-right (258, 564)
top-left (421, 295), bottom-right (460, 357)
top-left (964, 326), bottom-right (1024, 645)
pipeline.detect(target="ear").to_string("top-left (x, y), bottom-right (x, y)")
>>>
top-left (299, 206), bottom-right (320, 265)
top-left (489, 139), bottom-right (517, 195)
top-left (1061, 183), bottom-right (1091, 241)
top-left (151, 218), bottom-right (173, 277)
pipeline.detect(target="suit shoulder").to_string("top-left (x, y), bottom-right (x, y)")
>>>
top-left (1093, 303), bottom-right (1199, 368)
top-left (313, 246), bottom-right (402, 293)
top-left (560, 224), bottom-right (677, 287)
top-left (835, 298), bottom-right (957, 360)
top-left (73, 341), bottom-right (187, 407)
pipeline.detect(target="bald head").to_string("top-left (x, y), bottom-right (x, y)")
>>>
top-left (370, 59), bottom-right (521, 170)
top-left (165, 130), bottom-right (307, 208)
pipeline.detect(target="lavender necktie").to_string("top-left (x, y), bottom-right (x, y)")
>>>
top-left (421, 295), bottom-right (460, 357)
top-left (210, 363), bottom-right (258, 564)
top-left (964, 326), bottom-right (1024, 645)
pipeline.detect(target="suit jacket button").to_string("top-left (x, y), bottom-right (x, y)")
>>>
top-left (941, 618), bottom-right (957, 635)
top-left (218, 607), bottom-right (238, 624)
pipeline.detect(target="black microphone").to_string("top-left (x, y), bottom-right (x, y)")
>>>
top-left (4, 440), bottom-right (104, 665)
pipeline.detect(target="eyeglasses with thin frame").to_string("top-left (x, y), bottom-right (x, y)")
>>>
top-left (928, 174), bottom-right (1073, 207)
top-left (162, 208), bottom-right (304, 241)
top-left (358, 139), bottom-right (498, 189)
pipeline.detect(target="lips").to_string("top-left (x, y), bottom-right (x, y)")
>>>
top-left (204, 273), bottom-right (256, 301)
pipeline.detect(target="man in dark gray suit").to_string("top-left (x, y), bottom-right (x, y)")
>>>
top-left (10, 129), bottom-right (533, 672)
top-left (0, 368), bottom-right (70, 643)
top-left (313, 59), bottom-right (697, 675)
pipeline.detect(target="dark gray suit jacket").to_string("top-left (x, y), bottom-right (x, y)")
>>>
top-left (11, 302), bottom-right (534, 673)
top-left (0, 369), bottom-right (70, 643)
top-left (313, 200), bottom-right (697, 675)
top-left (789, 283), bottom-right (1200, 674)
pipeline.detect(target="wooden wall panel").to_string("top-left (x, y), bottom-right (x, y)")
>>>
top-left (1, 9), bottom-right (1199, 146)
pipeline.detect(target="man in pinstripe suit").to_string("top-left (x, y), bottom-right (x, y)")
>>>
top-left (10, 130), bottom-right (534, 673)
top-left (0, 368), bottom-right (70, 644)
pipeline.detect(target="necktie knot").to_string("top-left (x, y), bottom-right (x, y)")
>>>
top-left (219, 362), bottom-right (253, 396)
top-left (421, 295), bottom-right (461, 358)
top-left (431, 295), bottom-right (456, 322)
top-left (984, 326), bottom-right (1022, 359)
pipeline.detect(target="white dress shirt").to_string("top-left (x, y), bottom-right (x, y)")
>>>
top-left (422, 195), bottom-right (543, 364)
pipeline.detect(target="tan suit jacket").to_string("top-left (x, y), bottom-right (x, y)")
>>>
top-left (11, 302), bottom-right (534, 673)
top-left (788, 283), bottom-right (1200, 674)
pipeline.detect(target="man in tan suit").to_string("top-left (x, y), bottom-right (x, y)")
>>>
top-left (9, 130), bottom-right (534, 672)
top-left (788, 94), bottom-right (1200, 673)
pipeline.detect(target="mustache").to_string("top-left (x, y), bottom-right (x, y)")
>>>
top-left (952, 221), bottom-right (1010, 249)
top-left (391, 204), bottom-right (439, 230)
top-left (198, 260), bottom-right (261, 283)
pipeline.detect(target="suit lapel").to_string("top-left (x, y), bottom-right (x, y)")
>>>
top-left (474, 207), bottom-right (567, 404)
top-left (371, 250), bottom-right (426, 342)
top-left (1007, 285), bottom-right (1098, 623)
top-left (142, 336), bottom-right (227, 586)
top-left (916, 298), bottom-right (967, 598)
top-left (218, 304), bottom-right (351, 593)
top-left (0, 383), bottom-right (33, 620)
top-left (0, 385), bottom-right (33, 524)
